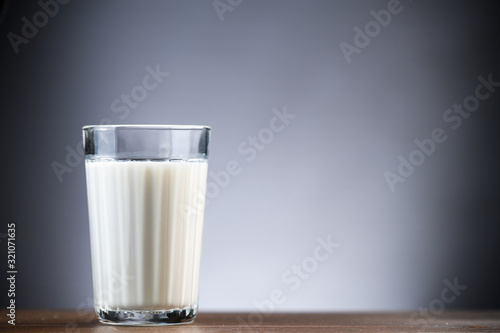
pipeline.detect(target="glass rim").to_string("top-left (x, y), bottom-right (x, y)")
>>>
top-left (83, 124), bottom-right (211, 131)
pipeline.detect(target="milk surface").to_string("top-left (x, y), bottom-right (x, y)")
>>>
top-left (85, 159), bottom-right (207, 311)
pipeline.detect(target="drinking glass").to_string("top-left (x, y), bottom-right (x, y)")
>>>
top-left (83, 125), bottom-right (210, 325)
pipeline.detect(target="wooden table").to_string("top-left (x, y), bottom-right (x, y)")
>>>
top-left (1, 310), bottom-right (499, 332)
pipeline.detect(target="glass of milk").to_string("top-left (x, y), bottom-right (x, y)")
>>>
top-left (82, 125), bottom-right (210, 326)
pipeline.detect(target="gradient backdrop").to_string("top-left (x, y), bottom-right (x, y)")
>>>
top-left (1, 0), bottom-right (500, 312)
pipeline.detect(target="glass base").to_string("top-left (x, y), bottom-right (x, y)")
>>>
top-left (97, 307), bottom-right (197, 326)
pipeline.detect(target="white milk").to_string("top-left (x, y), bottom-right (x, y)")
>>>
top-left (85, 159), bottom-right (207, 311)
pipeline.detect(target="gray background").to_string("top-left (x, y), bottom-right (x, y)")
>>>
top-left (2, 0), bottom-right (499, 312)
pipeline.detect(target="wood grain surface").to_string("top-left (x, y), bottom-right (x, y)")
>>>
top-left (1, 310), bottom-right (499, 332)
